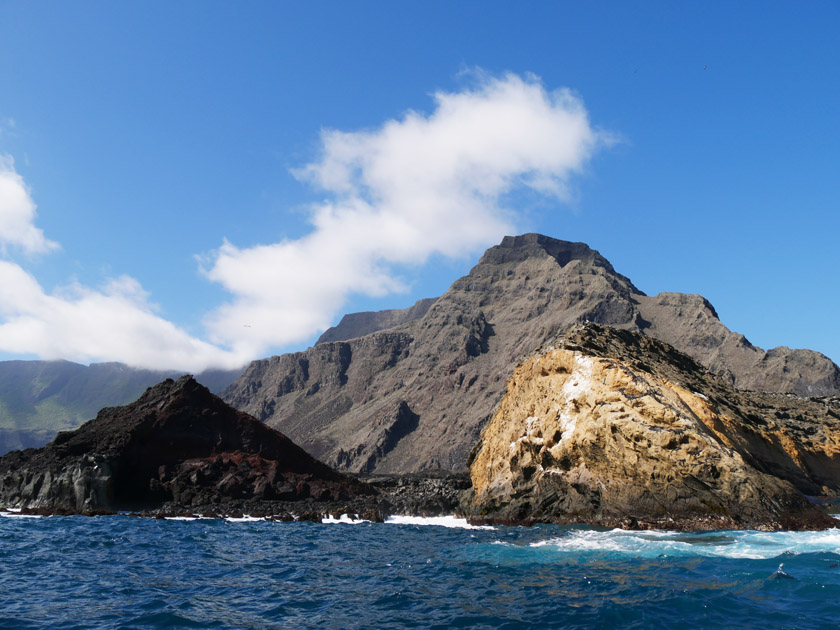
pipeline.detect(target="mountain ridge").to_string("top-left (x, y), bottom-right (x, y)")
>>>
top-left (222, 233), bottom-right (840, 474)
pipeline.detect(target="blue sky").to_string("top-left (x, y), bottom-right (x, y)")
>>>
top-left (0, 1), bottom-right (838, 370)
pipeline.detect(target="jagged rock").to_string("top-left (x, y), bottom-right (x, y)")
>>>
top-left (0, 376), bottom-right (371, 513)
top-left (466, 324), bottom-right (839, 530)
top-left (363, 472), bottom-right (472, 517)
top-left (223, 233), bottom-right (840, 474)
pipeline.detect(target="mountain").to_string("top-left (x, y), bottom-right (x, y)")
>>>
top-left (467, 323), bottom-right (839, 530)
top-left (222, 233), bottom-right (840, 474)
top-left (0, 361), bottom-right (243, 455)
top-left (0, 376), bottom-right (371, 513)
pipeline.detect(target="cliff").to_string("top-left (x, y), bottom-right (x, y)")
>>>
top-left (467, 324), bottom-right (839, 530)
top-left (222, 234), bottom-right (840, 474)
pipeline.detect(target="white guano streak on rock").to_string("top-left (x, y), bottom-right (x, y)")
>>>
top-left (556, 354), bottom-right (594, 446)
top-left (507, 352), bottom-right (596, 475)
top-left (510, 415), bottom-right (542, 452)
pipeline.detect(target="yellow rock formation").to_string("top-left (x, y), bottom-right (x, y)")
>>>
top-left (469, 345), bottom-right (835, 530)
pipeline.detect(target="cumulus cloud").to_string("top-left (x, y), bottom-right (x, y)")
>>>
top-left (203, 72), bottom-right (611, 355)
top-left (0, 261), bottom-right (248, 371)
top-left (0, 156), bottom-right (59, 255)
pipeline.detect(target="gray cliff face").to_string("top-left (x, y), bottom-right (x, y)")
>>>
top-left (636, 293), bottom-right (840, 397)
top-left (4, 454), bottom-right (117, 512)
top-left (222, 233), bottom-right (840, 474)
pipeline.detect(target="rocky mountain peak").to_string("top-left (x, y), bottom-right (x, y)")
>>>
top-left (463, 233), bottom-right (643, 295)
top-left (223, 232), bottom-right (840, 475)
top-left (482, 233), bottom-right (614, 272)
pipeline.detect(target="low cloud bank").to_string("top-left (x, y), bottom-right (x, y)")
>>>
top-left (0, 157), bottom-right (246, 371)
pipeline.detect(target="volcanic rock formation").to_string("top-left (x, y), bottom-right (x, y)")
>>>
top-left (467, 324), bottom-right (839, 530)
top-left (0, 376), bottom-right (371, 513)
top-left (222, 234), bottom-right (840, 474)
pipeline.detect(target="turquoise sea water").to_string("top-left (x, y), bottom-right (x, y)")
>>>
top-left (2, 513), bottom-right (840, 629)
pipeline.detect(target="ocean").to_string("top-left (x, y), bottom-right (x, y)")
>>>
top-left (2, 512), bottom-right (839, 629)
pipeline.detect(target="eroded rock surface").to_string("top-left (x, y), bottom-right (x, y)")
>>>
top-left (467, 324), bottom-right (839, 530)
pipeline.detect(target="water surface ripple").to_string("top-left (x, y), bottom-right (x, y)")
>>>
top-left (2, 515), bottom-right (840, 629)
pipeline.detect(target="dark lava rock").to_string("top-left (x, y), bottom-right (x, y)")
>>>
top-left (0, 376), bottom-right (373, 513)
top-left (361, 471), bottom-right (473, 517)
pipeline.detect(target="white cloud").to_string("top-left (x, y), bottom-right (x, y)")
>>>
top-left (203, 71), bottom-right (611, 353)
top-left (0, 156), bottom-right (59, 255)
top-left (0, 261), bottom-right (248, 371)
top-left (0, 72), bottom-right (610, 371)
top-left (0, 155), bottom-right (246, 372)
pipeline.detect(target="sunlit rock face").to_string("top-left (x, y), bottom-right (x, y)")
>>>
top-left (468, 324), bottom-right (839, 531)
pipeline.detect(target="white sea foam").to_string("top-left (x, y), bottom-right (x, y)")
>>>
top-left (527, 527), bottom-right (840, 560)
top-left (225, 515), bottom-right (264, 523)
top-left (385, 515), bottom-right (495, 530)
top-left (0, 510), bottom-right (43, 519)
top-left (322, 514), bottom-right (369, 525)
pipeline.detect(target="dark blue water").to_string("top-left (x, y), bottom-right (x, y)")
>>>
top-left (2, 513), bottom-right (840, 629)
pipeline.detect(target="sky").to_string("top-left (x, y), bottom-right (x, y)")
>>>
top-left (0, 1), bottom-right (838, 371)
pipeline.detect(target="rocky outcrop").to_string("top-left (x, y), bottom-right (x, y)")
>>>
top-left (222, 233), bottom-right (840, 474)
top-left (467, 324), bottom-right (839, 530)
top-left (0, 376), bottom-right (371, 513)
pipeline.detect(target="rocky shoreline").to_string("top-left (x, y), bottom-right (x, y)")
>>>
top-left (3, 323), bottom-right (840, 531)
top-left (3, 469), bottom-right (835, 533)
top-left (1, 471), bottom-right (474, 523)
